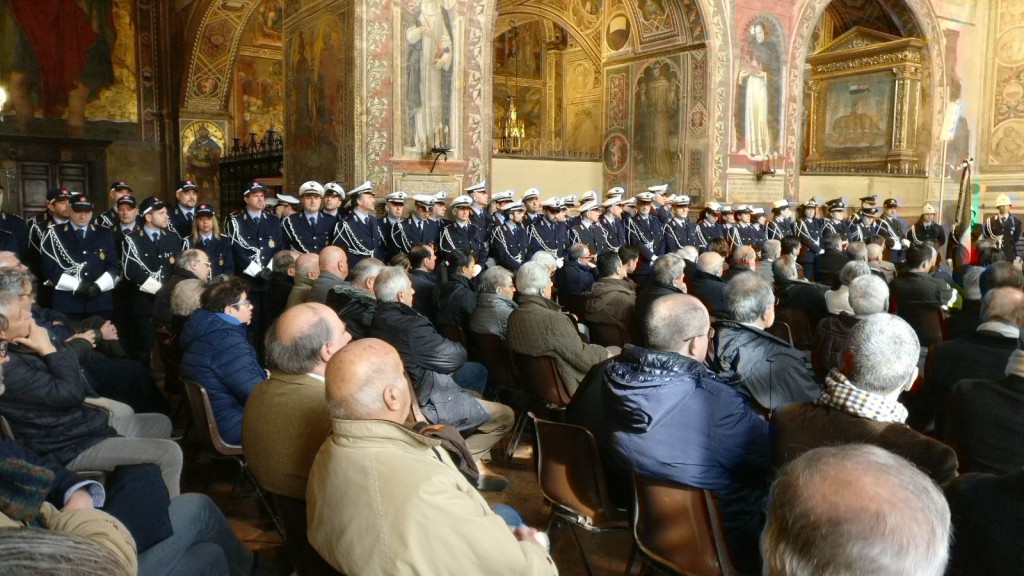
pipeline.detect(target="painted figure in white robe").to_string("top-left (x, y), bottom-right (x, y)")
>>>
top-left (406, 0), bottom-right (456, 152)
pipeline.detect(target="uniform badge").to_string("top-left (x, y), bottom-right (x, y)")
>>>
top-left (98, 250), bottom-right (105, 261)
top-left (219, 257), bottom-right (224, 266)
top-left (169, 256), bottom-right (175, 265)
top-left (269, 239), bottom-right (276, 248)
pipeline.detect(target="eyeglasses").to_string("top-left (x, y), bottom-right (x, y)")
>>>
top-left (0, 341), bottom-right (8, 357)
top-left (231, 299), bottom-right (252, 309)
top-left (689, 326), bottom-right (715, 341)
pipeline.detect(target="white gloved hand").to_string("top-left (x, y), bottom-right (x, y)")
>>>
top-left (555, 257), bottom-right (565, 269)
top-left (901, 238), bottom-right (910, 248)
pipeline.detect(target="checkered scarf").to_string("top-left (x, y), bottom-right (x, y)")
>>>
top-left (817, 369), bottom-right (908, 424)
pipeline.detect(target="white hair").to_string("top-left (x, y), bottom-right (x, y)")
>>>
top-left (530, 250), bottom-right (559, 271)
top-left (844, 314), bottom-right (919, 394)
top-left (515, 261), bottom-right (551, 296)
top-left (848, 275), bottom-right (889, 316)
top-left (373, 266), bottom-right (412, 303)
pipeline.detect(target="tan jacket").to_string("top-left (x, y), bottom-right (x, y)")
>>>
top-left (286, 274), bottom-right (316, 309)
top-left (1, 503), bottom-right (138, 575)
top-left (307, 419), bottom-right (558, 576)
top-left (242, 372), bottom-right (331, 500)
top-left (506, 295), bottom-right (609, 393)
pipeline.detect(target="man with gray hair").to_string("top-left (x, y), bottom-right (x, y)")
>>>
top-left (469, 266), bottom-right (517, 337)
top-left (866, 242), bottom-right (895, 284)
top-left (243, 303), bottom-right (351, 507)
top-left (774, 254), bottom-right (830, 322)
top-left (153, 248), bottom-right (210, 327)
top-left (723, 245), bottom-right (756, 282)
top-left (325, 257), bottom-right (384, 339)
top-left (773, 314), bottom-right (958, 485)
top-left (763, 444), bottom-right (951, 576)
top-left (688, 250), bottom-right (728, 318)
top-left (813, 274), bottom-right (889, 378)
top-left (553, 242), bottom-right (597, 296)
top-left (825, 260), bottom-right (872, 315)
top-left (372, 266), bottom-right (513, 490)
top-left (710, 273), bottom-right (820, 411)
top-left (756, 239), bottom-right (781, 282)
top-left (286, 252), bottom-right (319, 308)
top-left (599, 293), bottom-right (770, 572)
top-left (634, 253), bottom-right (687, 343)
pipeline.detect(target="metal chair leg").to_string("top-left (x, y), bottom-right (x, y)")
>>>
top-left (566, 522), bottom-right (597, 576)
top-left (504, 410), bottom-right (530, 461)
top-left (242, 462), bottom-right (285, 538)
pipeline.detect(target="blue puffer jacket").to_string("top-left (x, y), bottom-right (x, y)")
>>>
top-left (603, 344), bottom-right (771, 573)
top-left (180, 308), bottom-right (265, 444)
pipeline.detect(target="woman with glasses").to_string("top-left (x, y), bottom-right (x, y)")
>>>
top-left (179, 275), bottom-right (265, 444)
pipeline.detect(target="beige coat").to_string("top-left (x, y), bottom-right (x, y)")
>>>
top-left (1, 503), bottom-right (138, 575)
top-left (506, 295), bottom-right (609, 393)
top-left (307, 419), bottom-right (558, 576)
top-left (242, 372), bottom-right (332, 500)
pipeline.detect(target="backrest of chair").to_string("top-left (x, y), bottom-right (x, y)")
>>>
top-left (513, 353), bottom-right (572, 407)
top-left (470, 331), bottom-right (517, 390)
top-left (0, 414), bottom-right (15, 441)
top-left (271, 494), bottom-right (345, 576)
top-left (437, 323), bottom-right (465, 343)
top-left (560, 293), bottom-right (588, 319)
top-left (896, 306), bottom-right (948, 347)
top-left (531, 414), bottom-right (619, 527)
top-left (587, 322), bottom-right (628, 348)
top-left (773, 307), bottom-right (814, 350)
top-left (183, 379), bottom-right (242, 455)
top-left (633, 473), bottom-right (735, 576)
top-left (765, 321), bottom-right (793, 347)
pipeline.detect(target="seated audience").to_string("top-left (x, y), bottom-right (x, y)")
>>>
top-left (371, 266), bottom-right (511, 488)
top-left (923, 286), bottom-right (1023, 438)
top-left (325, 257), bottom-right (383, 339)
top-left (813, 274), bottom-right (889, 377)
top-left (723, 245), bottom-right (756, 282)
top-left (773, 255), bottom-right (830, 322)
top-left (308, 246), bottom-right (349, 304)
top-left (506, 261), bottom-right (612, 394)
top-left (285, 252), bottom-right (319, 308)
top-left (757, 239), bottom-right (781, 282)
top-left (407, 243), bottom-right (439, 321)
top-left (867, 242), bottom-right (895, 284)
top-left (180, 276), bottom-right (266, 445)
top-left (947, 329), bottom-right (1024, 474)
top-left (153, 249), bottom-right (210, 328)
top-left (688, 251), bottom-right (729, 318)
top-left (847, 240), bottom-right (868, 262)
top-left (815, 233), bottom-right (849, 288)
top-left (763, 444), bottom-right (950, 576)
top-left (824, 260), bottom-right (872, 315)
top-left (0, 293), bottom-right (182, 496)
top-left (243, 303), bottom-right (351, 500)
top-left (979, 259), bottom-right (1024, 295)
top-left (603, 294), bottom-right (769, 572)
top-left (435, 249), bottom-right (479, 333)
top-left (710, 273), bottom-right (820, 411)
top-left (773, 314), bottom-right (958, 485)
top-left (554, 243), bottom-right (598, 296)
top-left (633, 253), bottom-right (687, 344)
top-left (893, 244), bottom-right (957, 310)
top-left (306, 338), bottom-right (557, 575)
top-left (946, 467), bottom-right (1024, 576)
top-left (469, 266), bottom-right (517, 337)
top-left (582, 250), bottom-right (636, 337)
top-left (266, 249), bottom-right (298, 325)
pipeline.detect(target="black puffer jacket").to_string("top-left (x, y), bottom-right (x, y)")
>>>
top-left (434, 274), bottom-right (477, 331)
top-left (325, 283), bottom-right (377, 340)
top-left (710, 320), bottom-right (821, 412)
top-left (0, 347), bottom-right (116, 464)
top-left (371, 301), bottom-right (488, 432)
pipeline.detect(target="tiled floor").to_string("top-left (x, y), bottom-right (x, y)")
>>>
top-left (183, 435), bottom-right (636, 575)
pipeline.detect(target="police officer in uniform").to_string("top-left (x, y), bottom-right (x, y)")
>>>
top-left (489, 190), bottom-right (515, 229)
top-left (694, 202), bottom-right (725, 252)
top-left (380, 190), bottom-right (410, 261)
top-left (880, 198), bottom-right (910, 264)
top-left (734, 205), bottom-right (765, 249)
top-left (168, 179), bottom-right (200, 237)
top-left (224, 180), bottom-right (284, 353)
top-left (908, 203), bottom-right (945, 247)
top-left (94, 180), bottom-right (133, 229)
top-left (0, 183), bottom-right (29, 257)
top-left (528, 196), bottom-right (569, 259)
top-left (850, 206), bottom-right (880, 243)
top-left (39, 194), bottom-right (119, 321)
top-left (321, 181), bottom-right (346, 224)
top-left (982, 194), bottom-right (1022, 260)
top-left (568, 199), bottom-right (608, 255)
top-left (491, 200), bottom-right (530, 271)
top-left (796, 197), bottom-right (824, 280)
top-left (440, 194), bottom-right (490, 264)
top-left (599, 196), bottom-right (627, 250)
top-left (663, 194), bottom-right (695, 252)
top-left (333, 181), bottom-right (386, 269)
top-left (283, 181), bottom-right (334, 253)
top-left (822, 198), bottom-right (851, 241)
top-left (185, 203), bottom-right (234, 278)
top-left (464, 181), bottom-right (492, 234)
top-left (626, 191), bottom-right (664, 285)
top-left (522, 188), bottom-right (543, 225)
top-left (392, 194), bottom-right (442, 254)
top-left (767, 199), bottom-right (797, 240)
top-left (121, 196), bottom-right (184, 366)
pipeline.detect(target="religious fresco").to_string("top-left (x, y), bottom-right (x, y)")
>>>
top-left (732, 14), bottom-right (784, 162)
top-left (401, 0), bottom-right (459, 156)
top-left (606, 13), bottom-right (631, 52)
top-left (632, 59), bottom-right (682, 187)
top-left (285, 10), bottom-right (348, 185)
top-left (180, 119), bottom-right (226, 200)
top-left (244, 0), bottom-right (285, 47)
top-left (981, 0), bottom-right (1024, 172)
top-left (0, 0), bottom-right (138, 132)
top-left (494, 19), bottom-right (544, 80)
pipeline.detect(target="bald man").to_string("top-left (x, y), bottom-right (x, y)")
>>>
top-left (286, 252), bottom-right (320, 308)
top-left (689, 250), bottom-right (729, 318)
top-left (242, 303), bottom-right (351, 500)
top-left (600, 294), bottom-right (770, 572)
top-left (307, 339), bottom-right (558, 576)
top-left (308, 245), bottom-right (349, 304)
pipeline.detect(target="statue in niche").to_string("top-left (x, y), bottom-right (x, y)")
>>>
top-left (635, 62), bottom-right (680, 181)
top-left (735, 19), bottom-right (783, 160)
top-left (405, 0), bottom-right (456, 153)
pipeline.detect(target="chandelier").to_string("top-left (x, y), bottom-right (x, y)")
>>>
top-left (496, 20), bottom-right (525, 154)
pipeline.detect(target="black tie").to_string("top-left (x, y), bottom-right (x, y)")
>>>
top-left (417, 220), bottom-right (423, 232)
top-left (151, 232), bottom-right (159, 243)
top-left (186, 212), bottom-right (193, 222)
top-left (77, 228), bottom-right (85, 240)
top-left (309, 217), bottom-right (316, 228)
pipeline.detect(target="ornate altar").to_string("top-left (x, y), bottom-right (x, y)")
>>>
top-left (803, 27), bottom-right (927, 176)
